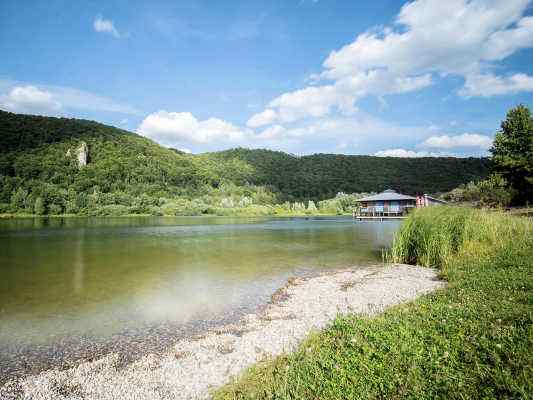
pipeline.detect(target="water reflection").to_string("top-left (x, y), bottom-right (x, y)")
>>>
top-left (0, 216), bottom-right (400, 379)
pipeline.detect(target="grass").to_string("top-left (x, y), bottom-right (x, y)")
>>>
top-left (214, 207), bottom-right (533, 399)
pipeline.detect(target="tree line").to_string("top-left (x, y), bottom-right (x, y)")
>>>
top-left (0, 109), bottom-right (498, 216)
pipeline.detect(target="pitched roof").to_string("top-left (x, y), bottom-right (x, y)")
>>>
top-left (358, 189), bottom-right (416, 202)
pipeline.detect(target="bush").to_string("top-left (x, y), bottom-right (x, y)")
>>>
top-left (443, 175), bottom-right (515, 207)
top-left (92, 204), bottom-right (131, 216)
top-left (48, 203), bottom-right (63, 215)
top-left (34, 197), bottom-right (45, 215)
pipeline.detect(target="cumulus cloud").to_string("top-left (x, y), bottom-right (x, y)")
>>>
top-left (93, 16), bottom-right (120, 38)
top-left (374, 132), bottom-right (493, 158)
top-left (137, 111), bottom-right (248, 147)
top-left (0, 85), bottom-right (61, 115)
top-left (0, 79), bottom-right (141, 116)
top-left (459, 73), bottom-right (533, 97)
top-left (248, 0), bottom-right (533, 127)
top-left (257, 124), bottom-right (286, 140)
top-left (374, 149), bottom-right (444, 158)
top-left (420, 133), bottom-right (493, 150)
top-left (247, 112), bottom-right (436, 155)
top-left (247, 109), bottom-right (277, 128)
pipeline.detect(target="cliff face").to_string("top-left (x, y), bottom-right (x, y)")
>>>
top-left (65, 141), bottom-right (89, 169)
top-left (76, 142), bottom-right (88, 169)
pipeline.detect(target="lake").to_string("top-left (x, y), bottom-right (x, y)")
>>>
top-left (0, 216), bottom-right (400, 382)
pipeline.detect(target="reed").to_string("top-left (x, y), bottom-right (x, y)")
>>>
top-left (214, 207), bottom-right (533, 399)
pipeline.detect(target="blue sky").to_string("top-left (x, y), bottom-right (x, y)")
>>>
top-left (1, 0), bottom-right (532, 156)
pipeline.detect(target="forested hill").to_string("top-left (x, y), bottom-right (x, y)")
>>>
top-left (0, 110), bottom-right (255, 215)
top-left (209, 148), bottom-right (491, 199)
top-left (0, 111), bottom-right (490, 215)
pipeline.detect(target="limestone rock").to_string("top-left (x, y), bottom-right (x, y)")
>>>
top-left (76, 142), bottom-right (89, 168)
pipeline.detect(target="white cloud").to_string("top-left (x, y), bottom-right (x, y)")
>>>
top-left (257, 124), bottom-right (286, 140)
top-left (374, 149), bottom-right (441, 158)
top-left (247, 111), bottom-right (436, 155)
top-left (247, 108), bottom-right (278, 128)
top-left (0, 79), bottom-right (141, 116)
top-left (248, 70), bottom-right (431, 128)
top-left (137, 111), bottom-right (248, 146)
top-left (420, 133), bottom-right (493, 149)
top-left (0, 85), bottom-right (61, 115)
top-left (93, 16), bottom-right (120, 38)
top-left (459, 72), bottom-right (533, 97)
top-left (322, 0), bottom-right (533, 79)
top-left (375, 132), bottom-right (493, 158)
top-left (248, 0), bottom-right (533, 127)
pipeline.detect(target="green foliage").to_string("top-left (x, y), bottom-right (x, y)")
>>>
top-left (211, 148), bottom-right (491, 200)
top-left (318, 192), bottom-right (371, 215)
top-left (442, 174), bottom-right (515, 207)
top-left (0, 110), bottom-right (490, 216)
top-left (491, 104), bottom-right (533, 204)
top-left (34, 197), bottom-right (45, 215)
top-left (215, 208), bottom-right (533, 399)
top-left (306, 200), bottom-right (317, 213)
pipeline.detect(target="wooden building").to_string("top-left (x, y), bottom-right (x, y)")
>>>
top-left (355, 189), bottom-right (446, 218)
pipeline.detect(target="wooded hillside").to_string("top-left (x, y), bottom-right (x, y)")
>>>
top-left (211, 148), bottom-right (491, 199)
top-left (0, 111), bottom-right (491, 215)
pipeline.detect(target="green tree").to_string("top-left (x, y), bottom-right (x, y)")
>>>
top-left (34, 197), bottom-right (45, 215)
top-left (491, 104), bottom-right (533, 204)
top-left (10, 187), bottom-right (28, 211)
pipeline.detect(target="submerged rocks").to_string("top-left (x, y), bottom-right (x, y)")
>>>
top-left (2, 265), bottom-right (444, 400)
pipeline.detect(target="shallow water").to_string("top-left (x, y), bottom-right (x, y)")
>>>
top-left (0, 216), bottom-right (400, 382)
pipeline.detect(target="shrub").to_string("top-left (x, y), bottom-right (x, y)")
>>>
top-left (34, 197), bottom-right (45, 215)
top-left (443, 175), bottom-right (515, 207)
top-left (48, 203), bottom-right (63, 215)
top-left (93, 204), bottom-right (131, 216)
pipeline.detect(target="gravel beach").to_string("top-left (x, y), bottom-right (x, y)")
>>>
top-left (1, 264), bottom-right (444, 400)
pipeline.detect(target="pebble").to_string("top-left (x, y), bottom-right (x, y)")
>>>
top-left (1, 264), bottom-right (444, 400)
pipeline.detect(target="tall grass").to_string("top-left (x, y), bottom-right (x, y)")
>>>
top-left (215, 207), bottom-right (533, 399)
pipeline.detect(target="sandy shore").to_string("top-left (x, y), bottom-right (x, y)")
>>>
top-left (1, 264), bottom-right (444, 400)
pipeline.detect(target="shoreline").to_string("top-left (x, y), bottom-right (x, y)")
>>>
top-left (0, 213), bottom-right (351, 219)
top-left (1, 264), bottom-right (444, 400)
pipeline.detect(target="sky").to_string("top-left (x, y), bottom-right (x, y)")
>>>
top-left (1, 0), bottom-right (532, 157)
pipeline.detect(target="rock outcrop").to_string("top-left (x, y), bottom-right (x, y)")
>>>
top-left (76, 142), bottom-right (88, 168)
top-left (66, 142), bottom-right (89, 169)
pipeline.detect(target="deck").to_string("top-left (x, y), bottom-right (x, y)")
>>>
top-left (353, 215), bottom-right (407, 221)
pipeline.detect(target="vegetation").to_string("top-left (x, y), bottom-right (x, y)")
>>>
top-left (211, 148), bottom-right (491, 200)
top-left (215, 207), bottom-right (532, 399)
top-left (441, 174), bottom-right (515, 207)
top-left (440, 104), bottom-right (532, 208)
top-left (491, 104), bottom-right (533, 205)
top-left (0, 110), bottom-right (490, 216)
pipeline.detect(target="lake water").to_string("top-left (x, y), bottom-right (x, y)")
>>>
top-left (0, 216), bottom-right (400, 382)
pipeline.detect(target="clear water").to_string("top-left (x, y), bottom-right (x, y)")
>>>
top-left (0, 216), bottom-right (400, 381)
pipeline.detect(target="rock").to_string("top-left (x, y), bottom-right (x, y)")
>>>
top-left (76, 142), bottom-right (89, 169)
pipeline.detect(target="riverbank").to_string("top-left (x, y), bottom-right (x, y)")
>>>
top-left (216, 207), bottom-right (532, 399)
top-left (0, 264), bottom-right (442, 399)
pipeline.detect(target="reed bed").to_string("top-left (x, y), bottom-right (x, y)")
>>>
top-left (214, 207), bottom-right (533, 399)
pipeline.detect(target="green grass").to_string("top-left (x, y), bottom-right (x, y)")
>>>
top-left (214, 207), bottom-right (533, 399)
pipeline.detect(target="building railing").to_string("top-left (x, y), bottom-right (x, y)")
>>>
top-left (355, 205), bottom-right (415, 217)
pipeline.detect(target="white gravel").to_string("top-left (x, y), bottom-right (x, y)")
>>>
top-left (1, 264), bottom-right (444, 400)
